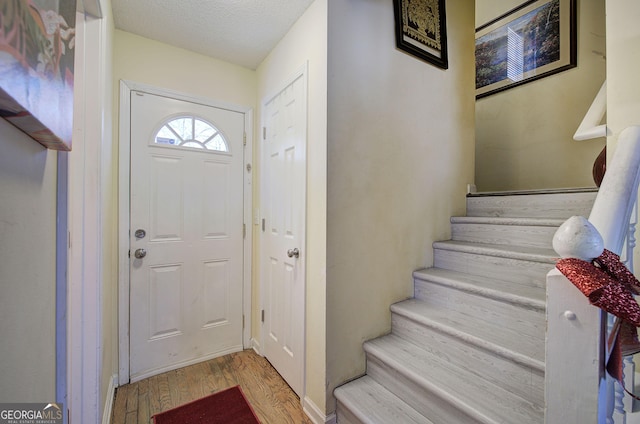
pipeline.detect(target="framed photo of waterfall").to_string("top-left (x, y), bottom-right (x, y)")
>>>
top-left (475, 0), bottom-right (577, 99)
top-left (393, 0), bottom-right (448, 69)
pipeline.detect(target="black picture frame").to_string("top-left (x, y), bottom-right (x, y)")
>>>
top-left (475, 0), bottom-right (577, 99)
top-left (393, 0), bottom-right (448, 69)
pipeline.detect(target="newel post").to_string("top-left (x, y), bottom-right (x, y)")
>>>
top-left (546, 269), bottom-right (607, 423)
top-left (545, 216), bottom-right (607, 424)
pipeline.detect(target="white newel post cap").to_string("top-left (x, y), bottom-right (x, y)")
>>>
top-left (552, 215), bottom-right (604, 261)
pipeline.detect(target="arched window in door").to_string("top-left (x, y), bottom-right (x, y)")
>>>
top-left (154, 116), bottom-right (229, 152)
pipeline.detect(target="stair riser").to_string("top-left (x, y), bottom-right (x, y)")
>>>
top-left (451, 223), bottom-right (557, 249)
top-left (366, 354), bottom-right (487, 424)
top-left (466, 192), bottom-right (596, 219)
top-left (433, 248), bottom-right (553, 289)
top-left (414, 279), bottom-right (545, 341)
top-left (392, 313), bottom-right (544, 405)
top-left (335, 404), bottom-right (362, 424)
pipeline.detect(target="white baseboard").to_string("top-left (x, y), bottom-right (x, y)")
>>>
top-left (102, 374), bottom-right (117, 424)
top-left (251, 337), bottom-right (262, 355)
top-left (303, 396), bottom-right (336, 424)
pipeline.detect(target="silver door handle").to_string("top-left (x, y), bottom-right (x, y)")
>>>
top-left (134, 248), bottom-right (147, 259)
top-left (287, 248), bottom-right (300, 258)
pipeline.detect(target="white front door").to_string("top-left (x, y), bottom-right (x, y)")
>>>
top-left (261, 70), bottom-right (307, 397)
top-left (129, 90), bottom-right (245, 381)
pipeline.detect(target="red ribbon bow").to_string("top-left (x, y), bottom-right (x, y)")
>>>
top-left (557, 249), bottom-right (640, 326)
top-left (556, 249), bottom-right (640, 398)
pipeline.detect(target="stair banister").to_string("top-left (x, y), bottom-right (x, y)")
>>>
top-left (546, 126), bottom-right (640, 424)
top-left (588, 126), bottom-right (640, 255)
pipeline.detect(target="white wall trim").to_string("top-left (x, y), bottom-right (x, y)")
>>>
top-left (56, 151), bottom-right (68, 424)
top-left (303, 396), bottom-right (336, 424)
top-left (117, 80), bottom-right (254, 384)
top-left (101, 375), bottom-right (117, 424)
top-left (117, 80), bottom-right (132, 385)
top-left (243, 108), bottom-right (254, 349)
top-left (251, 337), bottom-right (262, 355)
top-left (68, 10), bottom-right (106, 424)
top-left (79, 0), bottom-right (102, 18)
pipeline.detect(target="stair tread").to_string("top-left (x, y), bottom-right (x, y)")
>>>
top-left (433, 240), bottom-right (557, 263)
top-left (335, 375), bottom-right (434, 424)
top-left (467, 187), bottom-right (597, 197)
top-left (391, 298), bottom-right (545, 367)
top-left (414, 267), bottom-right (546, 307)
top-left (451, 216), bottom-right (566, 226)
top-left (465, 190), bottom-right (596, 219)
top-left (365, 335), bottom-right (544, 423)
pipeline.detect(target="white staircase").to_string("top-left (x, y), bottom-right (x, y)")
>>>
top-left (334, 189), bottom-right (597, 424)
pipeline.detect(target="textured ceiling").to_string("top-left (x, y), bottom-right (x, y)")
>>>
top-left (111, 0), bottom-right (315, 70)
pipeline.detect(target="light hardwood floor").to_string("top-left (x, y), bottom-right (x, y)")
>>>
top-left (111, 349), bottom-right (313, 424)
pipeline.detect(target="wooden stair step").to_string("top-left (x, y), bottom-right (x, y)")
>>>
top-left (365, 335), bottom-right (544, 424)
top-left (466, 189), bottom-right (596, 219)
top-left (450, 216), bottom-right (564, 249)
top-left (391, 298), bottom-right (545, 367)
top-left (334, 375), bottom-right (434, 424)
top-left (434, 240), bottom-right (557, 263)
top-left (391, 300), bottom-right (545, 405)
top-left (413, 267), bottom-right (545, 310)
top-left (413, 276), bottom-right (545, 345)
top-left (433, 240), bottom-right (556, 288)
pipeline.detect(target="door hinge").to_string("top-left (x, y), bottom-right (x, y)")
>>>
top-left (262, 127), bottom-right (266, 140)
top-left (243, 132), bottom-right (247, 146)
top-left (261, 309), bottom-right (265, 323)
top-left (128, 250), bottom-right (130, 258)
top-left (243, 223), bottom-right (246, 238)
top-left (262, 218), bottom-right (265, 232)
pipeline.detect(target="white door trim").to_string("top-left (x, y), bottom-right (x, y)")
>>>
top-left (118, 80), bottom-right (253, 384)
top-left (259, 62), bottom-right (308, 397)
top-left (68, 7), bottom-right (113, 423)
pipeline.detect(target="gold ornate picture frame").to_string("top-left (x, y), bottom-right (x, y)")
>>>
top-left (393, 0), bottom-right (448, 69)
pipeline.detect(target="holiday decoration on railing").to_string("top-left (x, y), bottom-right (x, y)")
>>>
top-left (554, 216), bottom-right (640, 398)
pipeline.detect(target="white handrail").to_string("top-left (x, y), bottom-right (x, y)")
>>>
top-left (574, 81), bottom-right (609, 141)
top-left (546, 126), bottom-right (640, 424)
top-left (588, 126), bottom-right (640, 255)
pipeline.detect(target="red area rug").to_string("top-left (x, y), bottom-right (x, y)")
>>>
top-left (152, 385), bottom-right (260, 424)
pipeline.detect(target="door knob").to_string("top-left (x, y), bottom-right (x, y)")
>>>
top-left (134, 248), bottom-right (147, 259)
top-left (287, 248), bottom-right (300, 258)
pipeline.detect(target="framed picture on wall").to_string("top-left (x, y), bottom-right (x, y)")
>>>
top-left (0, 0), bottom-right (77, 150)
top-left (475, 0), bottom-right (577, 99)
top-left (393, 0), bottom-right (448, 69)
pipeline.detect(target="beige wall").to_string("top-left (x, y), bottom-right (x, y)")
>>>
top-left (475, 0), bottom-right (606, 191)
top-left (606, 1), bottom-right (640, 274)
top-left (326, 0), bottom-right (475, 413)
top-left (0, 120), bottom-right (57, 401)
top-left (256, 0), bottom-right (328, 413)
top-left (606, 1), bottom-right (640, 147)
top-left (113, 31), bottom-right (256, 108)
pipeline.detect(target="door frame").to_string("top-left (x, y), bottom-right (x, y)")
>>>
top-left (118, 80), bottom-right (253, 384)
top-left (259, 63), bottom-right (308, 396)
